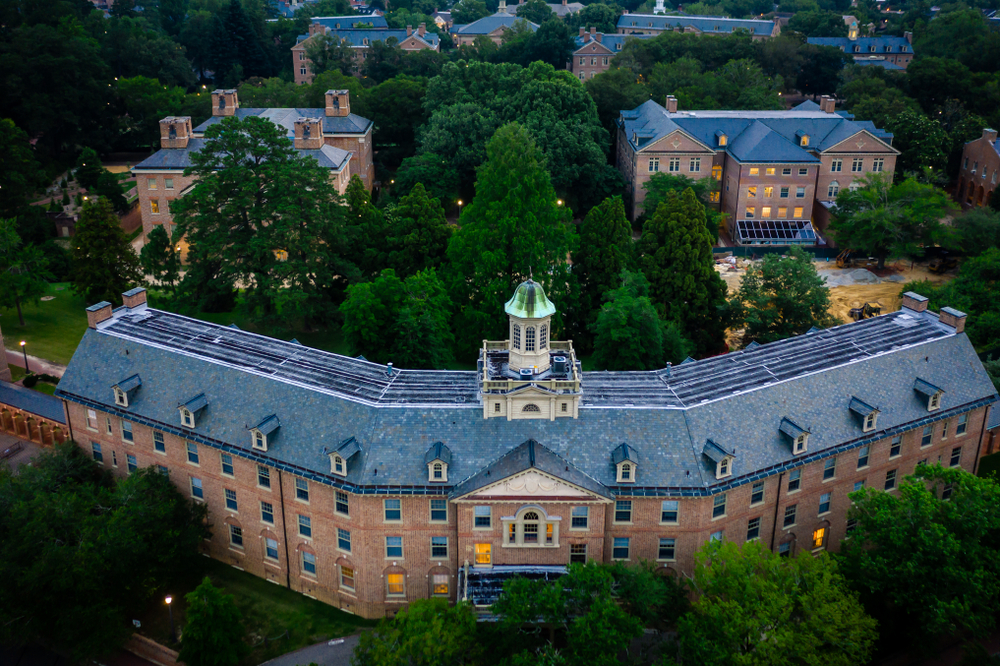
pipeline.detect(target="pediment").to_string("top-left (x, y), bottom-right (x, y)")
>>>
top-left (641, 129), bottom-right (714, 154)
top-left (456, 469), bottom-right (608, 502)
top-left (825, 130), bottom-right (898, 155)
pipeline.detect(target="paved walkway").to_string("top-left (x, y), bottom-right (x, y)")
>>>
top-left (0, 432), bottom-right (44, 470)
top-left (5, 349), bottom-right (67, 378)
top-left (260, 635), bottom-right (360, 666)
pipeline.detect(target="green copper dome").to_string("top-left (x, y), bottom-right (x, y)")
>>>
top-left (504, 279), bottom-right (557, 319)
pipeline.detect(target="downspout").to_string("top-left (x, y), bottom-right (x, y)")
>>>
top-left (61, 398), bottom-right (74, 445)
top-left (769, 471), bottom-right (785, 552)
top-left (277, 468), bottom-right (291, 589)
top-left (972, 405), bottom-right (993, 476)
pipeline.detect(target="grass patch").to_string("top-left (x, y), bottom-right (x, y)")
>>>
top-left (127, 226), bottom-right (143, 242)
top-left (137, 557), bottom-right (373, 664)
top-left (31, 382), bottom-right (58, 396)
top-left (978, 452), bottom-right (1000, 479)
top-left (8, 365), bottom-right (26, 382)
top-left (0, 283), bottom-right (88, 365)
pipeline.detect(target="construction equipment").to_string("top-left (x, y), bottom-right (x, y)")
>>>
top-left (928, 254), bottom-right (958, 274)
top-left (849, 302), bottom-right (882, 321)
top-left (836, 249), bottom-right (855, 269)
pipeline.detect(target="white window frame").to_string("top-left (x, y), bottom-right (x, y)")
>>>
top-left (114, 387), bottom-right (128, 407)
top-left (616, 461), bottom-right (635, 483)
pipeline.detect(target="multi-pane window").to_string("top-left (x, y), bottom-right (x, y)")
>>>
top-left (749, 167), bottom-right (759, 176)
top-left (661, 500), bottom-right (679, 523)
top-left (690, 158), bottom-right (701, 171)
top-left (762, 206), bottom-right (772, 218)
top-left (831, 159), bottom-right (843, 172)
top-left (122, 421), bottom-right (134, 442)
top-left (153, 431), bottom-right (165, 453)
top-left (147, 177), bottom-right (157, 190)
top-left (225, 488), bottom-right (238, 511)
top-left (570, 544), bottom-right (587, 564)
top-left (748, 186), bottom-right (757, 198)
top-left (828, 182), bottom-right (839, 198)
top-left (788, 469), bottom-right (801, 492)
top-left (783, 504), bottom-right (797, 527)
top-left (921, 425), bottom-right (933, 447)
top-left (302, 551), bottom-right (316, 575)
top-left (950, 446), bottom-right (962, 467)
top-left (658, 538), bottom-right (676, 560)
top-left (106, 417), bottom-right (113, 435)
top-left (852, 158), bottom-right (863, 172)
top-left (885, 469), bottom-right (897, 490)
top-left (798, 168), bottom-right (808, 175)
top-left (858, 445), bottom-right (870, 468)
top-left (571, 506), bottom-right (588, 529)
top-left (649, 158), bottom-right (660, 172)
top-left (746, 517), bottom-right (761, 541)
top-left (668, 158), bottom-right (680, 172)
top-left (941, 421), bottom-right (949, 439)
top-left (150, 199), bottom-right (160, 214)
top-left (338, 528), bottom-right (352, 552)
top-left (780, 186), bottom-right (789, 198)
top-left (386, 536), bottom-right (403, 558)
top-left (796, 186), bottom-right (806, 198)
top-left (793, 207), bottom-right (804, 219)
top-left (745, 206), bottom-right (755, 218)
top-left (823, 457), bottom-right (836, 480)
top-left (615, 500), bottom-right (632, 523)
top-left (295, 478), bottom-right (309, 502)
top-left (819, 493), bottom-right (831, 515)
top-left (779, 541), bottom-right (791, 557)
top-left (957, 414), bottom-right (968, 435)
top-left (298, 514), bottom-right (312, 538)
top-left (539, 325), bottom-right (548, 350)
top-left (191, 477), bottom-right (203, 499)
top-left (713, 493), bottom-right (727, 518)
top-left (474, 506), bottom-right (491, 527)
top-left (433, 573), bottom-right (449, 595)
top-left (336, 491), bottom-right (350, 516)
top-left (512, 324), bottom-right (521, 349)
top-left (265, 538), bottom-right (278, 560)
top-left (164, 178), bottom-right (174, 189)
top-left (221, 453), bottom-right (233, 476)
top-left (846, 519), bottom-right (858, 534)
top-left (229, 525), bottom-right (243, 548)
top-left (812, 526), bottom-right (827, 550)
top-left (475, 543), bottom-right (491, 565)
top-left (777, 206), bottom-right (787, 218)
top-left (112, 451), bottom-right (118, 467)
top-left (186, 441), bottom-right (199, 464)
top-left (87, 409), bottom-right (98, 430)
top-left (873, 158), bottom-right (884, 172)
top-left (782, 167), bottom-right (791, 175)
top-left (258, 465), bottom-right (271, 488)
top-left (384, 499), bottom-right (401, 521)
top-left (126, 454), bottom-right (137, 473)
top-left (890, 435), bottom-right (902, 457)
top-left (341, 565), bottom-right (356, 589)
top-left (612, 537), bottom-right (630, 560)
top-left (764, 186), bottom-right (774, 197)
top-left (157, 465), bottom-right (169, 476)
top-left (766, 167), bottom-right (776, 176)
top-left (431, 536), bottom-right (448, 558)
top-left (430, 498), bottom-right (447, 522)
top-left (941, 484), bottom-right (953, 500)
top-left (710, 530), bottom-right (723, 542)
top-left (261, 501), bottom-right (274, 524)
top-left (387, 573), bottom-right (405, 596)
top-left (751, 481), bottom-right (764, 505)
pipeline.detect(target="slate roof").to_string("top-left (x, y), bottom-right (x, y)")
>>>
top-left (808, 36), bottom-right (912, 54)
top-left (0, 381), bottom-right (66, 424)
top-left (194, 108), bottom-right (372, 136)
top-left (852, 59), bottom-right (904, 70)
top-left (617, 13), bottom-right (776, 36)
top-left (56, 304), bottom-right (997, 496)
top-left (548, 1), bottom-right (584, 17)
top-left (311, 14), bottom-right (389, 28)
top-left (451, 13), bottom-right (538, 35)
top-left (618, 98), bottom-right (896, 159)
top-left (133, 139), bottom-right (352, 172)
top-left (573, 32), bottom-right (651, 52)
top-left (298, 27), bottom-right (440, 49)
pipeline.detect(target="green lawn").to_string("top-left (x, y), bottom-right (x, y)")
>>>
top-left (978, 452), bottom-right (1000, 479)
top-left (137, 557), bottom-right (373, 664)
top-left (0, 283), bottom-right (89, 365)
top-left (8, 364), bottom-right (25, 382)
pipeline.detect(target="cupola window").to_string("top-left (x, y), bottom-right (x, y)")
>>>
top-left (539, 324), bottom-right (548, 350)
top-left (513, 324), bottom-right (521, 349)
top-left (525, 326), bottom-right (536, 352)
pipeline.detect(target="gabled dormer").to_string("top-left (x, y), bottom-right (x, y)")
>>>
top-left (179, 394), bottom-right (207, 428)
top-left (914, 379), bottom-right (944, 411)
top-left (611, 443), bottom-right (639, 483)
top-left (715, 130), bottom-right (728, 147)
top-left (330, 436), bottom-right (361, 477)
top-left (848, 397), bottom-right (879, 432)
top-left (795, 130), bottom-right (809, 147)
top-left (424, 441), bottom-right (452, 482)
top-left (113, 374), bottom-right (141, 408)
top-left (703, 440), bottom-right (735, 479)
top-left (779, 418), bottom-right (810, 455)
top-left (250, 415), bottom-right (280, 452)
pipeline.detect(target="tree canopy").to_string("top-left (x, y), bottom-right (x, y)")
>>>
top-left (353, 599), bottom-right (481, 666)
top-left (178, 578), bottom-right (249, 666)
top-left (0, 218), bottom-right (52, 326)
top-left (71, 198), bottom-right (143, 306)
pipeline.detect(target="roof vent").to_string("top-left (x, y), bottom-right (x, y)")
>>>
top-left (386, 362), bottom-right (394, 377)
top-left (519, 368), bottom-right (534, 379)
top-left (552, 356), bottom-right (567, 374)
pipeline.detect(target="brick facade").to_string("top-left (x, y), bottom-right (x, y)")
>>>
top-left (957, 128), bottom-right (999, 209)
top-left (293, 23), bottom-right (439, 85)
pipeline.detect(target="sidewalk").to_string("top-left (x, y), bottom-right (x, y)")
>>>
top-left (259, 635), bottom-right (360, 666)
top-left (5, 349), bottom-right (67, 378)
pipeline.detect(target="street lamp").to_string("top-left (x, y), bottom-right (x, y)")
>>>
top-left (457, 199), bottom-right (463, 217)
top-left (557, 199), bottom-right (563, 206)
top-left (19, 341), bottom-right (28, 374)
top-left (165, 595), bottom-right (176, 643)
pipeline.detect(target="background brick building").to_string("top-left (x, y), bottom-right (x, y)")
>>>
top-left (957, 128), bottom-right (999, 208)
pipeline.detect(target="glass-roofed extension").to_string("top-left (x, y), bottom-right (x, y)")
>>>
top-left (736, 220), bottom-right (819, 245)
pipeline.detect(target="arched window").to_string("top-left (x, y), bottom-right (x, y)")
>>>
top-left (168, 124), bottom-right (177, 139)
top-left (512, 324), bottom-right (521, 349)
top-left (525, 326), bottom-right (536, 352)
top-left (539, 324), bottom-right (548, 350)
top-left (504, 507), bottom-right (559, 547)
top-left (719, 458), bottom-right (729, 476)
top-left (523, 511), bottom-right (539, 543)
top-left (828, 181), bottom-right (840, 198)
top-left (849, 181), bottom-right (862, 192)
top-left (433, 462), bottom-right (443, 479)
top-left (621, 463), bottom-right (631, 480)
top-left (522, 404), bottom-right (540, 413)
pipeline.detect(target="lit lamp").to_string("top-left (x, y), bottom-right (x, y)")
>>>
top-left (557, 200), bottom-right (563, 206)
top-left (457, 199), bottom-right (463, 217)
top-left (19, 341), bottom-right (28, 374)
top-left (165, 595), bottom-right (176, 643)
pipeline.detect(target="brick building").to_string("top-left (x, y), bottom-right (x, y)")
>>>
top-left (132, 89), bottom-right (372, 240)
top-left (808, 33), bottom-right (914, 69)
top-left (616, 96), bottom-right (899, 244)
top-left (568, 28), bottom-right (651, 80)
top-left (55, 279), bottom-right (997, 619)
top-left (450, 11), bottom-right (538, 46)
top-left (292, 16), bottom-right (440, 85)
top-left (957, 128), bottom-right (999, 208)
top-left (616, 13), bottom-right (781, 39)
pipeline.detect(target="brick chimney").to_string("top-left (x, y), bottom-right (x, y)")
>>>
top-left (819, 95), bottom-right (836, 114)
top-left (325, 89), bottom-right (350, 117)
top-left (901, 291), bottom-right (928, 313)
top-left (665, 95), bottom-right (678, 113)
top-left (904, 30), bottom-right (913, 43)
top-left (211, 89), bottom-right (239, 117)
top-left (407, 24), bottom-right (413, 36)
top-left (984, 128), bottom-right (998, 143)
top-left (159, 116), bottom-right (192, 149)
top-left (86, 301), bottom-right (114, 329)
top-left (418, 22), bottom-right (426, 36)
top-left (122, 287), bottom-right (148, 310)
top-left (308, 22), bottom-right (327, 36)
top-left (596, 31), bottom-right (602, 42)
top-left (294, 118), bottom-right (323, 149)
top-left (590, 27), bottom-right (596, 38)
top-left (562, 0), bottom-right (567, 5)
top-left (939, 306), bottom-right (967, 333)
top-left (579, 26), bottom-right (585, 37)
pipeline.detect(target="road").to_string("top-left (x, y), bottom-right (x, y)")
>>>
top-left (259, 635), bottom-right (360, 666)
top-left (4, 349), bottom-right (67, 378)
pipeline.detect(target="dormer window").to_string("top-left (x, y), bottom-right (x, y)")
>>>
top-left (253, 431), bottom-right (265, 449)
top-left (794, 434), bottom-right (808, 454)
top-left (796, 131), bottom-right (809, 147)
top-left (331, 454), bottom-right (345, 475)
top-left (178, 393), bottom-right (207, 429)
top-left (914, 379), bottom-right (944, 412)
top-left (849, 397), bottom-right (879, 433)
top-left (114, 387), bottom-right (127, 407)
top-left (249, 415), bottom-right (280, 452)
top-left (703, 439), bottom-right (735, 479)
top-left (716, 130), bottom-right (727, 147)
top-left (780, 418), bottom-right (810, 455)
top-left (113, 374), bottom-right (141, 408)
top-left (620, 463), bottom-right (632, 481)
top-left (425, 442), bottom-right (452, 482)
top-left (331, 436), bottom-right (361, 477)
top-left (612, 443), bottom-right (639, 483)
top-left (180, 407), bottom-right (194, 427)
top-left (929, 393), bottom-right (941, 410)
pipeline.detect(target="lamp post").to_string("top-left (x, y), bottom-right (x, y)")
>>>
top-left (457, 199), bottom-right (463, 218)
top-left (165, 595), bottom-right (176, 643)
top-left (19, 341), bottom-right (28, 374)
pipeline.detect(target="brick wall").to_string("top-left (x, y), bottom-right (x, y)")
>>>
top-left (957, 132), bottom-right (999, 208)
top-left (135, 172), bottom-right (197, 240)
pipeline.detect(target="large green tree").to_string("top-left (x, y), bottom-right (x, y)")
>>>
top-left (787, 10), bottom-right (849, 36)
top-left (71, 198), bottom-right (143, 306)
top-left (636, 188), bottom-right (728, 356)
top-left (639, 172), bottom-right (722, 241)
top-left (0, 219), bottom-right (52, 326)
top-left (451, 0), bottom-right (490, 24)
top-left (352, 599), bottom-right (480, 666)
top-left (954, 208), bottom-right (1000, 257)
top-left (841, 464), bottom-right (1000, 648)
top-left (829, 174), bottom-right (956, 269)
top-left (140, 225), bottom-right (181, 297)
top-left (446, 122), bottom-right (576, 356)
top-left (393, 152), bottom-right (460, 206)
top-left (0, 119), bottom-right (48, 222)
top-left (670, 540), bottom-right (877, 666)
top-left (883, 110), bottom-right (950, 176)
top-left (178, 578), bottom-right (248, 666)
top-left (385, 182), bottom-right (452, 277)
top-left (727, 247), bottom-right (838, 346)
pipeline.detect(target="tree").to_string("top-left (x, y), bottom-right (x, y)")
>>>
top-left (75, 147), bottom-right (106, 191)
top-left (209, 0), bottom-right (271, 86)
top-left (840, 464), bottom-right (1000, 648)
top-left (385, 183), bottom-right (452, 276)
top-left (451, 0), bottom-right (490, 24)
top-left (340, 268), bottom-right (454, 368)
top-left (352, 599), bottom-right (480, 666)
top-left (883, 110), bottom-right (950, 176)
top-left (394, 153), bottom-right (460, 205)
top-left (345, 174), bottom-right (389, 280)
top-left (671, 540), bottom-right (877, 666)
top-left (177, 578), bottom-right (248, 666)
top-left (0, 119), bottom-right (47, 221)
top-left (113, 76), bottom-right (187, 151)
top-left (305, 33), bottom-right (357, 77)
top-left (71, 199), bottom-right (143, 306)
top-left (98, 16), bottom-right (198, 89)
top-left (0, 219), bottom-right (52, 326)
top-left (139, 225), bottom-right (181, 297)
top-left (829, 174), bottom-right (957, 269)
top-left (516, 0), bottom-right (555, 23)
top-left (636, 188), bottom-right (728, 356)
top-left (954, 208), bottom-right (1000, 256)
top-left (364, 75), bottom-right (429, 169)
top-left (591, 270), bottom-right (692, 370)
top-left (566, 3), bottom-right (620, 33)
top-left (727, 247), bottom-right (838, 346)
top-left (639, 172), bottom-right (722, 241)
top-left (445, 122), bottom-right (576, 356)
top-left (787, 10), bottom-right (849, 36)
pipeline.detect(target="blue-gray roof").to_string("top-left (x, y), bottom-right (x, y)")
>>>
top-left (779, 417), bottom-right (808, 438)
top-left (0, 382), bottom-right (66, 424)
top-left (452, 13), bottom-right (537, 35)
top-left (913, 378), bottom-right (943, 397)
top-left (617, 13), bottom-right (776, 36)
top-left (728, 121), bottom-right (820, 163)
top-left (134, 139), bottom-right (351, 172)
top-left (182, 393), bottom-right (208, 412)
top-left (848, 396), bottom-right (877, 417)
top-left (193, 108), bottom-right (372, 136)
top-left (852, 59), bottom-right (904, 70)
top-left (425, 441), bottom-right (452, 465)
top-left (702, 439), bottom-right (732, 464)
top-left (300, 27), bottom-right (440, 48)
top-left (573, 33), bottom-right (650, 52)
top-left (116, 374), bottom-right (142, 392)
top-left (55, 304), bottom-right (997, 496)
top-left (808, 36), bottom-right (912, 54)
top-left (254, 414), bottom-right (280, 435)
top-left (311, 14), bottom-right (388, 29)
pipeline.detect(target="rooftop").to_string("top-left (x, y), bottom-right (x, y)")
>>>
top-left (194, 108), bottom-right (372, 136)
top-left (617, 13), bottom-right (776, 36)
top-left (133, 139), bottom-right (351, 172)
top-left (451, 13), bottom-right (538, 35)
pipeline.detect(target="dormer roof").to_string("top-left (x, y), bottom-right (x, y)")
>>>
top-left (252, 414), bottom-right (280, 435)
top-left (611, 442), bottom-right (639, 465)
top-left (337, 436), bottom-right (361, 459)
top-left (181, 393), bottom-right (208, 413)
top-left (115, 374), bottom-right (142, 392)
top-left (848, 397), bottom-right (878, 417)
top-left (779, 417), bottom-right (808, 439)
top-left (913, 378), bottom-right (943, 397)
top-left (702, 439), bottom-right (734, 464)
top-left (424, 441), bottom-right (453, 465)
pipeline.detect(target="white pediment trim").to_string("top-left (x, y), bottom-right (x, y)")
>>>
top-left (453, 469), bottom-right (611, 503)
top-left (823, 129), bottom-right (900, 156)
top-left (638, 129), bottom-right (715, 155)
